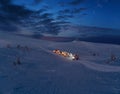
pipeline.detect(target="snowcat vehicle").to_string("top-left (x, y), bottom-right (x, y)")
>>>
top-left (53, 49), bottom-right (79, 60)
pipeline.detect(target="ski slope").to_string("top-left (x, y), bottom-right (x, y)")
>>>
top-left (0, 32), bottom-right (120, 94)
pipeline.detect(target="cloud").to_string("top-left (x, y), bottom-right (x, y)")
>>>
top-left (58, 7), bottom-right (87, 17)
top-left (0, 0), bottom-right (56, 34)
top-left (55, 21), bottom-right (70, 25)
top-left (69, 0), bottom-right (85, 5)
top-left (0, 22), bottom-right (19, 32)
top-left (0, 0), bottom-right (85, 35)
top-left (40, 13), bottom-right (53, 19)
top-left (72, 8), bottom-right (87, 13)
top-left (58, 2), bottom-right (66, 7)
top-left (0, 0), bottom-right (11, 5)
top-left (59, 9), bottom-right (71, 14)
top-left (0, 0), bottom-right (58, 35)
top-left (56, 7), bottom-right (88, 30)
top-left (3, 5), bottom-right (33, 18)
top-left (0, 0), bottom-right (34, 20)
top-left (58, 0), bottom-right (85, 6)
top-left (0, 0), bottom-right (35, 32)
top-left (82, 13), bottom-right (87, 15)
top-left (33, 0), bottom-right (43, 5)
top-left (21, 11), bottom-right (61, 35)
top-left (57, 15), bottom-right (74, 20)
top-left (36, 8), bottom-right (46, 14)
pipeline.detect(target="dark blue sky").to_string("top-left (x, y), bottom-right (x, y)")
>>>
top-left (0, 0), bottom-right (120, 35)
top-left (13, 0), bottom-right (120, 29)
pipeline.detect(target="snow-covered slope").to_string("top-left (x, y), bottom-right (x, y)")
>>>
top-left (0, 32), bottom-right (120, 94)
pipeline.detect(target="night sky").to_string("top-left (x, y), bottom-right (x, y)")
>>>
top-left (0, 0), bottom-right (120, 35)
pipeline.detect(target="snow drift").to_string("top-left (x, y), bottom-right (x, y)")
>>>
top-left (0, 32), bottom-right (120, 94)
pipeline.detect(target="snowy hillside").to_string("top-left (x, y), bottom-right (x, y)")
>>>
top-left (0, 32), bottom-right (120, 94)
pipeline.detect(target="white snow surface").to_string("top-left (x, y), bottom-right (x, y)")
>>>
top-left (0, 32), bottom-right (120, 94)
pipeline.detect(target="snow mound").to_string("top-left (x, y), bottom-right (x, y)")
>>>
top-left (0, 32), bottom-right (120, 94)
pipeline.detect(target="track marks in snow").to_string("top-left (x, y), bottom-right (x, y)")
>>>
top-left (39, 46), bottom-right (120, 73)
top-left (76, 60), bottom-right (120, 72)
